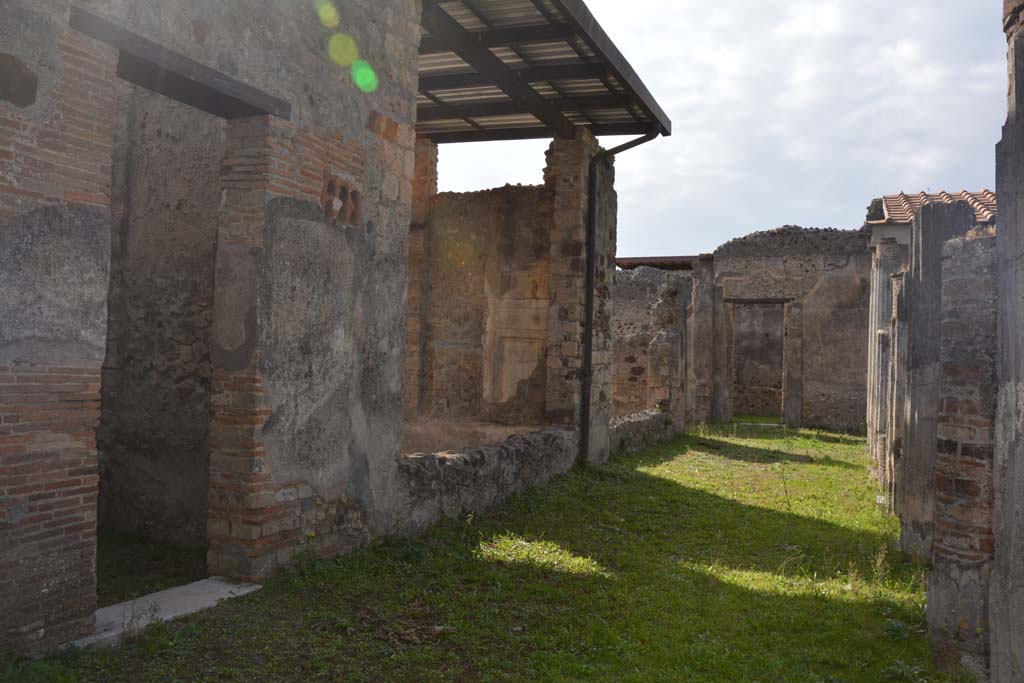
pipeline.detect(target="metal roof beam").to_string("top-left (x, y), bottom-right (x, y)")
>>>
top-left (420, 1), bottom-right (576, 139)
top-left (547, 0), bottom-right (670, 135)
top-left (419, 62), bottom-right (607, 92)
top-left (417, 94), bottom-right (630, 122)
top-left (419, 23), bottom-right (575, 54)
top-left (422, 122), bottom-right (657, 144)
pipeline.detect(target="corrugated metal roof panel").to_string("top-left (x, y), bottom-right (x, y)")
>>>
top-left (417, 0), bottom-right (670, 142)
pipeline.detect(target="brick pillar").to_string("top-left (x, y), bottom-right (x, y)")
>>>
top-left (927, 230), bottom-right (997, 677)
top-left (205, 115), bottom-right (281, 580)
top-left (991, 5), bottom-right (1024, 678)
top-left (900, 201), bottom-right (976, 558)
top-left (542, 130), bottom-right (614, 465)
top-left (782, 302), bottom-right (804, 427)
top-left (0, 18), bottom-right (118, 655)
top-left (405, 138), bottom-right (437, 419)
top-left (686, 255), bottom-right (715, 424)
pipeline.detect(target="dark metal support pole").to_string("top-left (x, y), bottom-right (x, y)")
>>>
top-left (578, 129), bottom-right (659, 466)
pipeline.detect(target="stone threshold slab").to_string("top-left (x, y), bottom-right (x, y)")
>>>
top-left (71, 577), bottom-right (262, 649)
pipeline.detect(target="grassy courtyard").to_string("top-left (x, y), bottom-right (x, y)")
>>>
top-left (4, 424), bottom-right (965, 682)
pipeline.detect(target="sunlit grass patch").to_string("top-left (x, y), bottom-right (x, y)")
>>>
top-left (477, 534), bottom-right (612, 577)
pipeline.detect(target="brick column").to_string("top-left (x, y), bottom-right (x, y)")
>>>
top-left (0, 20), bottom-right (118, 655)
top-left (900, 201), bottom-right (976, 558)
top-left (927, 230), bottom-right (997, 677)
top-left (543, 130), bottom-right (616, 465)
top-left (405, 138), bottom-right (437, 418)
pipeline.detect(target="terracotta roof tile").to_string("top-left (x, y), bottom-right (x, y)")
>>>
top-left (870, 190), bottom-right (997, 225)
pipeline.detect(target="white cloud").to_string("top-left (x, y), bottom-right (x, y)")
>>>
top-left (437, 0), bottom-right (1006, 256)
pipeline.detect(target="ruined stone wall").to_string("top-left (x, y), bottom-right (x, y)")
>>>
top-left (412, 185), bottom-right (553, 426)
top-left (927, 229), bottom-right (997, 677)
top-left (0, 2), bottom-right (118, 655)
top-left (709, 226), bottom-right (872, 431)
top-left (991, 5), bottom-right (1024, 678)
top-left (97, 88), bottom-right (223, 546)
top-left (611, 267), bottom-right (690, 427)
top-left (731, 303), bottom-right (784, 417)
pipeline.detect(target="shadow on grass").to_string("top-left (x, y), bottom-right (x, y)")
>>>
top-left (5, 441), bottom-right (940, 683)
top-left (684, 436), bottom-right (862, 469)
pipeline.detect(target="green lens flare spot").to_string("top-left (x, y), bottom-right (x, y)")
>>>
top-left (352, 59), bottom-right (379, 93)
top-left (315, 0), bottom-right (340, 28)
top-left (328, 33), bottom-right (359, 66)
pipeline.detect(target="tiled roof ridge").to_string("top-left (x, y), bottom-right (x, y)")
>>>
top-left (872, 190), bottom-right (996, 225)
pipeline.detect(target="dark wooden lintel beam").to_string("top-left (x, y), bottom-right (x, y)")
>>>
top-left (420, 1), bottom-right (575, 139)
top-left (69, 7), bottom-right (290, 120)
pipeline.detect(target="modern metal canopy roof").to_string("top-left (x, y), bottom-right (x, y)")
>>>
top-left (417, 0), bottom-right (672, 143)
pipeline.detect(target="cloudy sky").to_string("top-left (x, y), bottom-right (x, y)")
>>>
top-left (436, 0), bottom-right (1006, 256)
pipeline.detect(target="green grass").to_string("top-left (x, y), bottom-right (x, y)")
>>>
top-left (732, 414), bottom-right (783, 425)
top-left (4, 424), bottom-right (967, 683)
top-left (95, 533), bottom-right (208, 607)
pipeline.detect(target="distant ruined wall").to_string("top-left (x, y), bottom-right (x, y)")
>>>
top-left (611, 267), bottom-right (689, 429)
top-left (688, 226), bottom-right (871, 430)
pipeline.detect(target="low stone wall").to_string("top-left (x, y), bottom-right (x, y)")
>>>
top-left (395, 410), bottom-right (680, 535)
top-left (396, 428), bottom-right (577, 535)
top-left (609, 410), bottom-right (676, 455)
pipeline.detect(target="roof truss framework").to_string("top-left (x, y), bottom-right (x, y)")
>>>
top-left (417, 0), bottom-right (671, 143)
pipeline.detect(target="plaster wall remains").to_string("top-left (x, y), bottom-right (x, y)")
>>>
top-left (611, 266), bottom-right (690, 429)
top-left (927, 229), bottom-right (997, 677)
top-left (408, 185), bottom-right (553, 426)
top-left (687, 226), bottom-right (871, 431)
